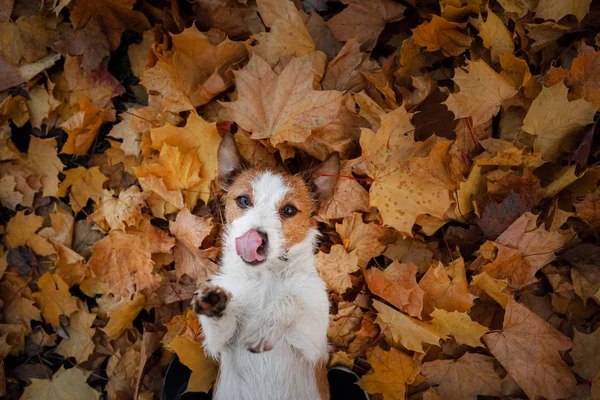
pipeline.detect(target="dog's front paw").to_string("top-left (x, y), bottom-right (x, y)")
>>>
top-left (192, 283), bottom-right (230, 318)
top-left (242, 325), bottom-right (282, 353)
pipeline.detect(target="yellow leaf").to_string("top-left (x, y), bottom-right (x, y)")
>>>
top-left (419, 259), bottom-right (477, 314)
top-left (373, 299), bottom-right (447, 353)
top-left (444, 60), bottom-right (518, 126)
top-left (57, 166), bottom-right (108, 213)
top-left (336, 213), bottom-right (386, 267)
top-left (32, 273), bottom-right (79, 326)
top-left (499, 53), bottom-right (532, 89)
top-left (89, 187), bottom-right (148, 231)
top-left (21, 366), bottom-right (100, 400)
top-left (140, 60), bottom-right (194, 113)
top-left (478, 6), bottom-right (514, 62)
top-left (522, 81), bottom-right (596, 161)
top-left (0, 95), bottom-right (29, 127)
top-left (5, 210), bottom-right (55, 256)
top-left (102, 292), bottom-right (145, 339)
top-left (224, 55), bottom-right (342, 147)
top-left (430, 309), bottom-right (488, 347)
top-left (358, 347), bottom-right (417, 400)
top-left (60, 97), bottom-right (108, 156)
top-left (55, 305), bottom-right (96, 363)
top-left (471, 271), bottom-right (510, 308)
top-left (412, 15), bottom-right (473, 57)
top-left (315, 244), bottom-right (359, 294)
top-left (164, 334), bottom-right (218, 393)
top-left (441, 0), bottom-right (483, 21)
top-left (169, 208), bottom-right (213, 251)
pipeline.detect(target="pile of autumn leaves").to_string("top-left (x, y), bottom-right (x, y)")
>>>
top-left (1, 0), bottom-right (600, 398)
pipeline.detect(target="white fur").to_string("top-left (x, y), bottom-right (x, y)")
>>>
top-left (199, 172), bottom-right (330, 400)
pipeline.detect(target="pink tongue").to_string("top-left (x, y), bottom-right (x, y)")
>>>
top-left (235, 230), bottom-right (265, 263)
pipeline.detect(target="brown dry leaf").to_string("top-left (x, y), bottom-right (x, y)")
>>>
top-left (322, 38), bottom-right (365, 91)
top-left (421, 353), bottom-right (502, 400)
top-left (444, 60), bottom-right (518, 126)
top-left (373, 300), bottom-right (447, 353)
top-left (499, 53), bottom-right (532, 89)
top-left (471, 271), bottom-right (510, 308)
top-left (525, 22), bottom-right (571, 51)
top-left (89, 187), bottom-right (148, 231)
top-left (558, 43), bottom-right (600, 109)
top-left (316, 244), bottom-right (359, 294)
top-left (441, 0), bottom-right (483, 21)
top-left (66, 18), bottom-right (110, 73)
top-left (55, 304), bottom-right (96, 363)
top-left (102, 292), bottom-right (145, 339)
top-left (25, 136), bottom-right (64, 198)
top-left (224, 55), bottom-right (341, 147)
top-left (363, 261), bottom-right (424, 318)
top-left (478, 6), bottom-right (515, 62)
top-left (575, 188), bottom-right (600, 225)
top-left (69, 0), bottom-right (149, 50)
top-left (5, 211), bottom-right (55, 256)
top-left (326, 0), bottom-right (406, 51)
top-left (0, 16), bottom-right (58, 66)
top-left (483, 298), bottom-right (576, 400)
top-left (336, 213), bottom-right (386, 267)
top-left (0, 276), bottom-right (41, 326)
top-left (26, 85), bottom-right (60, 130)
top-left (419, 259), bottom-right (477, 314)
top-left (61, 97), bottom-right (108, 156)
top-left (63, 55), bottom-right (124, 109)
top-left (328, 301), bottom-right (362, 347)
top-left (318, 163), bottom-right (369, 220)
top-left (1, 95), bottom-right (29, 127)
top-left (57, 166), bottom-right (108, 213)
top-left (412, 15), bottom-right (473, 57)
top-left (140, 60), bottom-right (194, 113)
top-left (104, 345), bottom-right (141, 399)
top-left (88, 217), bottom-right (175, 298)
top-left (360, 107), bottom-right (454, 237)
top-left (21, 366), bottom-right (100, 400)
top-left (534, 0), bottom-right (592, 22)
top-left (571, 328), bottom-right (600, 399)
top-left (169, 208), bottom-right (212, 251)
top-left (32, 273), bottom-right (79, 326)
top-left (430, 309), bottom-right (488, 347)
top-left (357, 347), bottom-right (417, 400)
top-left (522, 81), bottom-right (596, 161)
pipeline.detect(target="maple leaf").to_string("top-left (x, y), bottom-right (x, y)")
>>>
top-left (421, 353), bottom-right (502, 400)
top-left (25, 136), bottom-right (64, 198)
top-left (105, 345), bottom-right (140, 398)
top-left (335, 213), bottom-right (384, 267)
top-left (412, 15), bottom-right (473, 57)
top-left (315, 245), bottom-right (359, 294)
top-left (363, 261), bottom-right (424, 318)
top-left (0, 275), bottom-right (41, 326)
top-left (90, 187), bottom-right (148, 231)
top-left (69, 0), bottom-right (149, 50)
top-left (328, 301), bottom-right (362, 347)
top-left (26, 84), bottom-right (60, 130)
top-left (141, 60), bottom-right (194, 113)
top-left (5, 211), bottom-right (55, 256)
top-left (571, 328), bottom-right (600, 398)
top-left (471, 271), bottom-right (510, 308)
top-left (357, 347), bottom-right (417, 400)
top-left (21, 366), bottom-right (100, 400)
top-left (32, 273), bottom-right (78, 326)
top-left (169, 208), bottom-right (212, 251)
top-left (554, 43), bottom-right (600, 109)
top-left (360, 107), bottom-right (454, 236)
top-left (224, 55), bottom-right (342, 147)
top-left (63, 55), bottom-right (124, 109)
top-left (483, 298), bottom-right (576, 400)
top-left (444, 60), bottom-right (518, 126)
top-left (430, 309), bottom-right (488, 347)
top-left (57, 166), bottom-right (108, 213)
top-left (477, 6), bottom-right (514, 62)
top-left (326, 0), bottom-right (405, 51)
top-left (499, 53), bottom-right (532, 89)
top-left (440, 0), bottom-right (483, 21)
top-left (575, 189), bottom-right (600, 225)
top-left (88, 217), bottom-right (175, 298)
top-left (66, 18), bottom-right (110, 73)
top-left (318, 162), bottom-right (369, 220)
top-left (419, 259), bottom-right (476, 314)
top-left (102, 292), bottom-right (145, 339)
top-left (61, 97), bottom-right (109, 156)
top-left (522, 81), bottom-right (596, 161)
top-left (322, 38), bottom-right (365, 91)
top-left (0, 16), bottom-right (58, 66)
top-left (534, 0), bottom-right (592, 22)
top-left (373, 300), bottom-right (447, 353)
top-left (55, 305), bottom-right (96, 363)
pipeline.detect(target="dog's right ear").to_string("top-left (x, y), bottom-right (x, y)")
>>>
top-left (218, 133), bottom-right (248, 189)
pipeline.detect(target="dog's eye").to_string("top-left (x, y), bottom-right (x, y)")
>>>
top-left (281, 205), bottom-right (298, 217)
top-left (236, 195), bottom-right (251, 208)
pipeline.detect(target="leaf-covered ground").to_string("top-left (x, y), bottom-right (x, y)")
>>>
top-left (1, 0), bottom-right (600, 399)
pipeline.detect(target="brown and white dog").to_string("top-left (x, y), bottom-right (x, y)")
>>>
top-left (192, 133), bottom-right (339, 400)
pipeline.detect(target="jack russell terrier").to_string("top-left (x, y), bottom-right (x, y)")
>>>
top-left (192, 133), bottom-right (340, 400)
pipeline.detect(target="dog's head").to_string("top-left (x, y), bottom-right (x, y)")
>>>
top-left (217, 133), bottom-right (339, 267)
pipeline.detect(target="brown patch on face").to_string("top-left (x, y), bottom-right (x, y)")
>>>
top-left (314, 360), bottom-right (330, 400)
top-left (279, 174), bottom-right (317, 248)
top-left (222, 169), bottom-right (259, 223)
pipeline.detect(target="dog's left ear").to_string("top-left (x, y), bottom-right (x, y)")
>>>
top-left (307, 152), bottom-right (340, 204)
top-left (218, 132), bottom-right (248, 189)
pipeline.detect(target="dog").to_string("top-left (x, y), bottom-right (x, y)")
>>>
top-left (192, 133), bottom-right (339, 400)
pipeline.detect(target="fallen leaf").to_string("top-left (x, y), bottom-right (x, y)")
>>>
top-left (90, 187), bottom-right (148, 231)
top-left (522, 81), bottom-right (596, 161)
top-left (55, 304), bottom-right (96, 363)
top-left (102, 292), bottom-right (145, 339)
top-left (0, 16), bottom-right (58, 65)
top-left (444, 60), bottom-right (518, 126)
top-left (412, 15), bottom-right (473, 57)
top-left (224, 55), bottom-right (342, 147)
top-left (5, 211), bottom-right (55, 256)
top-left (60, 97), bottom-right (108, 156)
top-left (63, 55), bottom-right (124, 109)
top-left (421, 353), bottom-right (502, 400)
top-left (66, 18), bottom-right (110, 73)
top-left (32, 273), bottom-right (78, 326)
top-left (560, 43), bottom-right (600, 109)
top-left (534, 0), bottom-right (592, 22)
top-left (478, 6), bottom-right (514, 62)
top-left (57, 166), bottom-right (108, 213)
top-left (0, 275), bottom-right (41, 326)
top-left (316, 244), bottom-right (359, 294)
top-left (483, 298), bottom-right (576, 400)
top-left (430, 309), bottom-right (488, 347)
top-left (21, 366), bottom-right (100, 400)
top-left (373, 299), bottom-right (447, 353)
top-left (363, 261), bottom-right (424, 318)
top-left (358, 347), bottom-right (417, 400)
top-left (471, 271), bottom-right (510, 308)
top-left (328, 301), bottom-right (362, 347)
top-left (441, 0), bottom-right (483, 21)
top-left (571, 328), bottom-right (600, 399)
top-left (419, 259), bottom-right (477, 314)
top-left (25, 136), bottom-right (64, 198)
top-left (336, 213), bottom-right (386, 267)
top-left (326, 0), bottom-right (406, 51)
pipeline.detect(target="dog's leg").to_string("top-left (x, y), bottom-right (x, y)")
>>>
top-left (192, 283), bottom-right (238, 359)
top-left (241, 294), bottom-right (297, 353)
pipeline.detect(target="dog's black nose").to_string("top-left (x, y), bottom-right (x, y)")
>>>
top-left (257, 230), bottom-right (268, 246)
